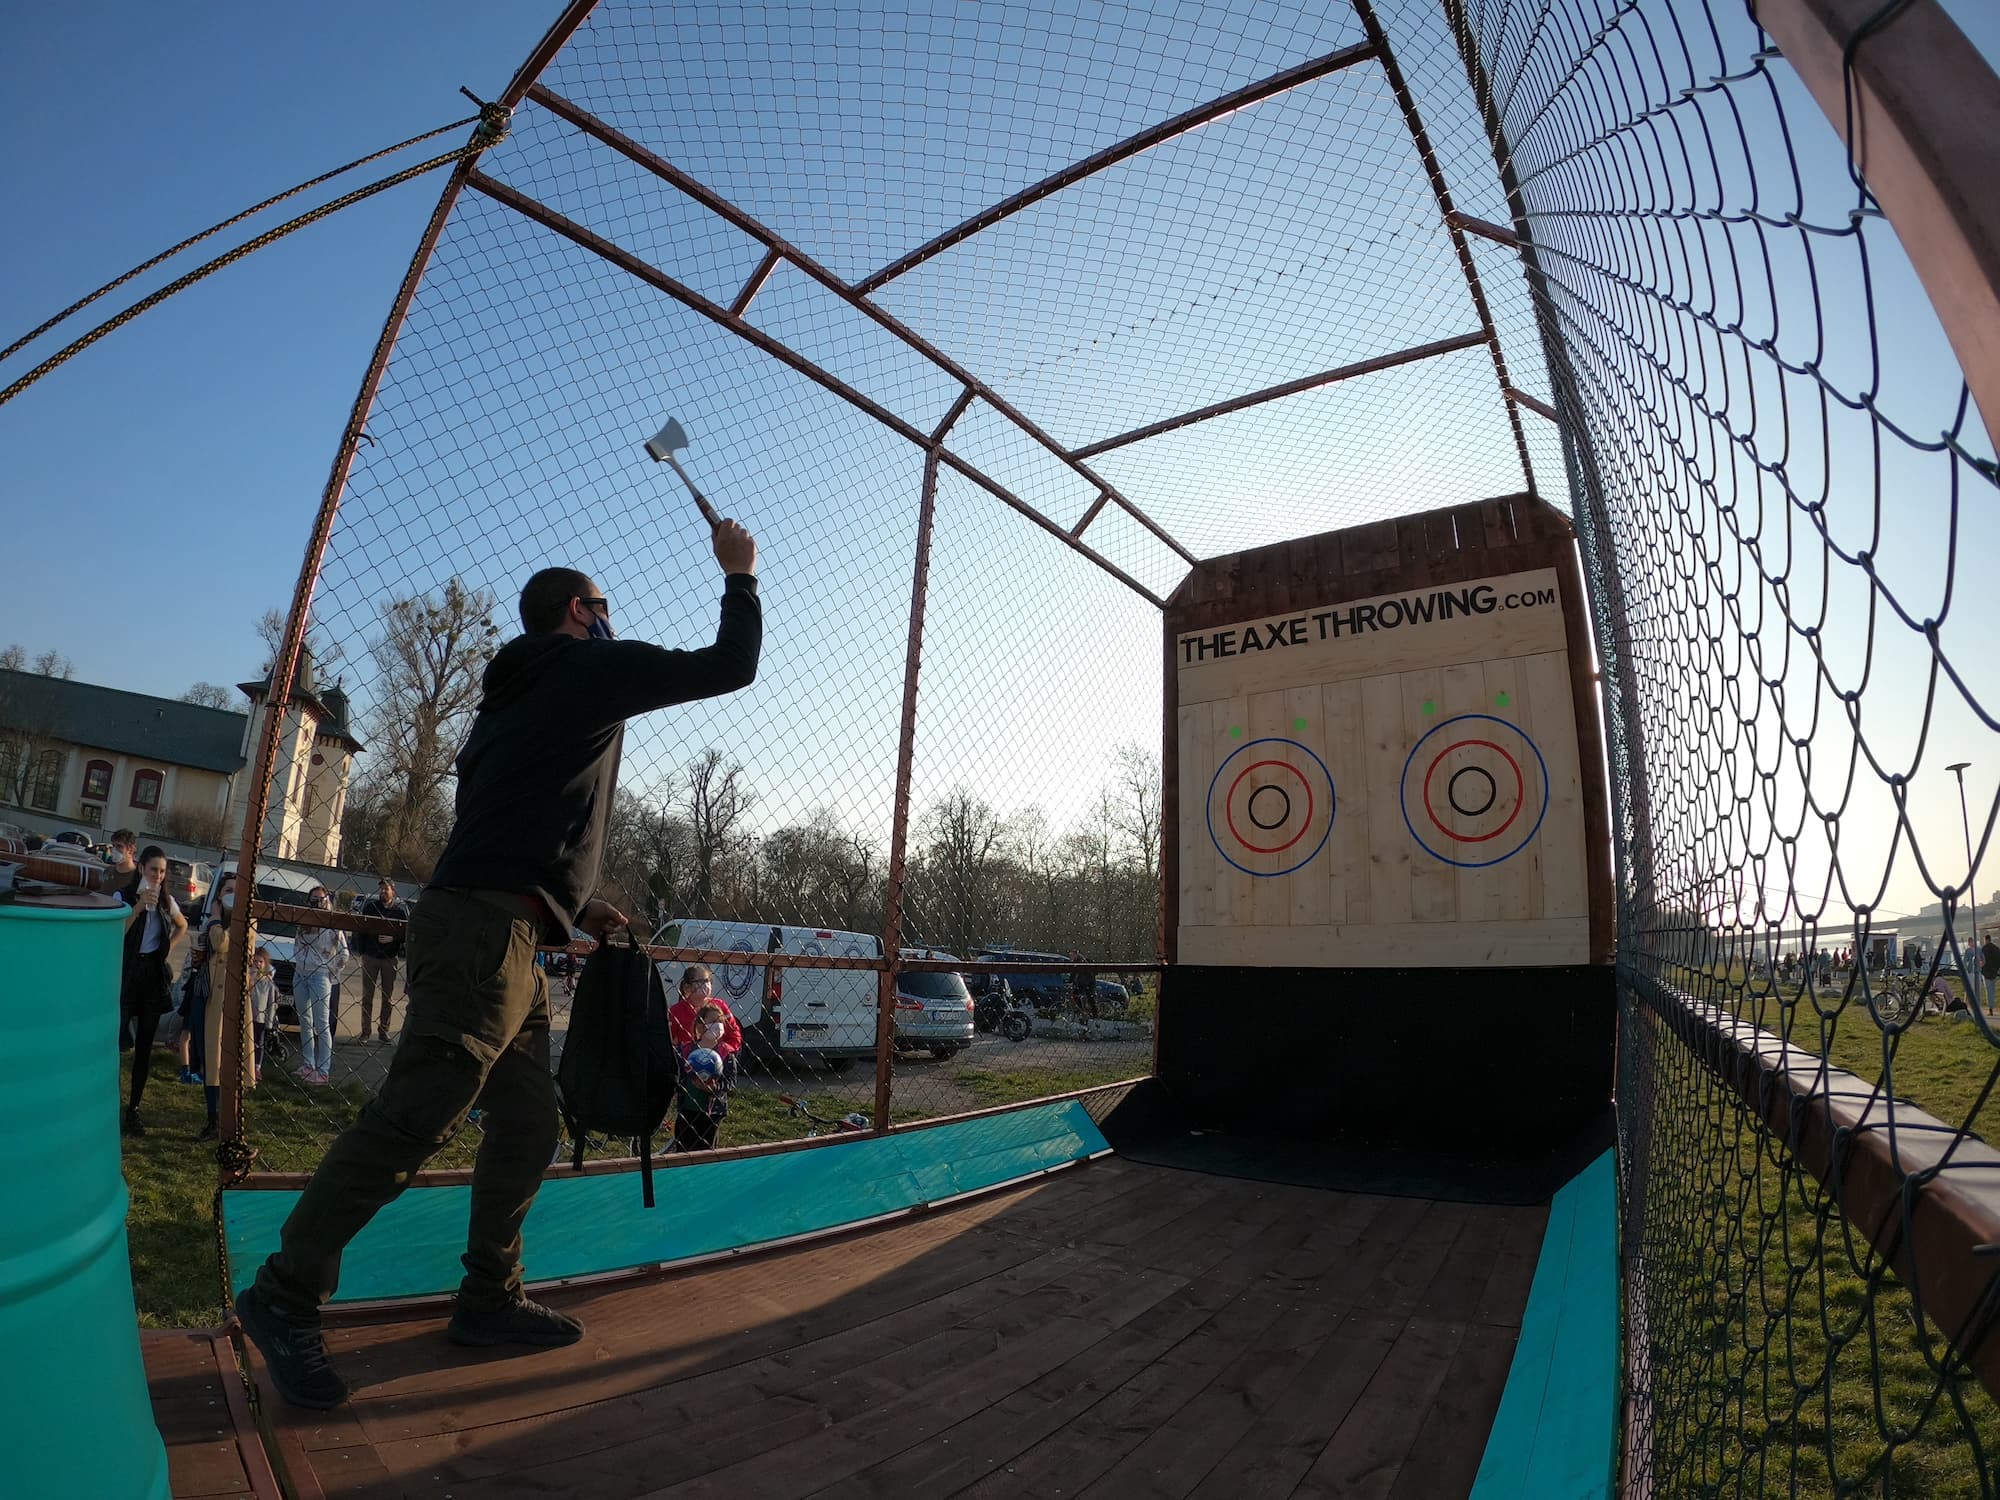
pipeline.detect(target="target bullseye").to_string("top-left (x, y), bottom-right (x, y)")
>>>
top-left (1399, 714), bottom-right (1549, 868)
top-left (1448, 765), bottom-right (1497, 818)
top-left (1206, 737), bottom-right (1335, 878)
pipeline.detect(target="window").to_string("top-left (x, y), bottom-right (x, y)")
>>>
top-left (75, 803), bottom-right (101, 829)
top-left (82, 759), bottom-right (112, 802)
top-left (130, 769), bottom-right (163, 810)
top-left (29, 749), bottom-right (63, 811)
top-left (0, 740), bottom-right (19, 802)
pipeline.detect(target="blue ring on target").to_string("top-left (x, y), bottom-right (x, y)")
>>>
top-left (1399, 713), bottom-right (1550, 868)
top-left (1206, 737), bottom-right (1337, 879)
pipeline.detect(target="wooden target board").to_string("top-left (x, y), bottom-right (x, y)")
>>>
top-left (1170, 529), bottom-right (1605, 969)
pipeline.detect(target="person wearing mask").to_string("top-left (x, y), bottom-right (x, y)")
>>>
top-left (356, 878), bottom-right (411, 1044)
top-left (235, 523), bottom-right (761, 1411)
top-left (291, 887), bottom-right (347, 1086)
top-left (195, 875), bottom-right (255, 1139)
top-left (103, 828), bottom-right (138, 882)
top-left (118, 847), bottom-right (187, 1136)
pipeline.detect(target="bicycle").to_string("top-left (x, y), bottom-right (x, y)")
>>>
top-left (778, 1094), bottom-right (870, 1137)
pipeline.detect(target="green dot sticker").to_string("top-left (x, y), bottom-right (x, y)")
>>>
top-left (1293, 717), bottom-right (1308, 732)
top-left (1495, 690), bottom-right (1511, 707)
top-left (1230, 725), bottom-right (1244, 739)
top-left (1421, 699), bottom-right (1437, 715)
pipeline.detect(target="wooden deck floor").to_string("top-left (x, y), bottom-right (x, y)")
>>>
top-left (222, 1157), bottom-right (1548, 1499)
top-left (143, 1329), bottom-right (282, 1499)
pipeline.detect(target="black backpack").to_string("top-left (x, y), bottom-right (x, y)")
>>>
top-left (555, 934), bottom-right (678, 1206)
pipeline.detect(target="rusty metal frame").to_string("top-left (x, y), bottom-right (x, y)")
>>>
top-left (1071, 331), bottom-right (1490, 459)
top-left (851, 39), bottom-right (1381, 296)
top-left (1349, 0), bottom-right (1536, 496)
top-left (466, 169), bottom-right (1166, 605)
top-left (874, 450), bottom-right (944, 1131)
top-left (1748, 0), bottom-right (2000, 449)
top-left (214, 0), bottom-right (607, 1151)
top-left (522, 84), bottom-right (1201, 571)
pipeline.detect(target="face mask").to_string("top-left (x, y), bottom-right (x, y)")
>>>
top-left (586, 612), bottom-right (615, 641)
top-left (222, 894), bottom-right (235, 911)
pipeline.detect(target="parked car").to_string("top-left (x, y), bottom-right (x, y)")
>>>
top-left (893, 949), bottom-right (975, 1059)
top-left (50, 829), bottom-right (97, 848)
top-left (164, 858), bottom-right (212, 914)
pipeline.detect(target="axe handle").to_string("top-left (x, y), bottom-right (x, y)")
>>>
top-left (663, 453), bottom-right (721, 528)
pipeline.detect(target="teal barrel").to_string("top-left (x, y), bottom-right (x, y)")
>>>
top-left (0, 903), bottom-right (169, 1500)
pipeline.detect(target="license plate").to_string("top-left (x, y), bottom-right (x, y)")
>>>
top-left (930, 1011), bottom-right (963, 1023)
top-left (787, 1023), bottom-right (828, 1038)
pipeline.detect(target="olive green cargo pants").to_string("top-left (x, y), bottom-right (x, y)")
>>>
top-left (255, 887), bottom-right (557, 1318)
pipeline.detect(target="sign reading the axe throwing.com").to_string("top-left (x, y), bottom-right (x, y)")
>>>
top-left (1175, 567), bottom-right (1591, 969)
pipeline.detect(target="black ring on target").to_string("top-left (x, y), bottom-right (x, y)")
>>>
top-left (1206, 737), bottom-right (1336, 878)
top-left (1449, 765), bottom-right (1497, 817)
top-left (1398, 713), bottom-right (1550, 869)
top-left (1247, 783), bottom-right (1291, 830)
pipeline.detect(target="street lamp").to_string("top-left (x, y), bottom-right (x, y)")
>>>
top-left (1948, 761), bottom-right (1979, 952)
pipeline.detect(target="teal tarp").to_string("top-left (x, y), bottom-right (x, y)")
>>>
top-left (1469, 1149), bottom-right (1619, 1500)
top-left (225, 1100), bottom-right (1108, 1302)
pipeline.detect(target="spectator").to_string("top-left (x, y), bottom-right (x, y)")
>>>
top-left (118, 846), bottom-right (187, 1136)
top-left (103, 828), bottom-right (138, 881)
top-left (1981, 935), bottom-right (2000, 1016)
top-left (355, 878), bottom-right (410, 1044)
top-left (250, 945), bottom-right (277, 1085)
top-left (668, 967), bottom-right (743, 1073)
top-left (291, 886), bottom-right (347, 1086)
top-left (669, 971), bottom-right (741, 1153)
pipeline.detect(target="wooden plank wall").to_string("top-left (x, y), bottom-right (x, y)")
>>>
top-left (1163, 494), bottom-right (1613, 969)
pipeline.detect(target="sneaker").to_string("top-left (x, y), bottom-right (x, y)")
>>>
top-left (306, 1069), bottom-right (330, 1087)
top-left (177, 1068), bottom-right (202, 1086)
top-left (195, 1119), bottom-right (218, 1141)
top-left (293, 1065), bottom-right (314, 1080)
top-left (446, 1295), bottom-right (584, 1349)
top-left (233, 1287), bottom-right (348, 1410)
top-left (121, 1108), bottom-right (145, 1137)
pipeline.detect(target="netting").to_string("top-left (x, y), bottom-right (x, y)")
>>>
top-left (12, 0), bottom-right (1996, 1490)
top-left (1439, 0), bottom-right (2000, 1494)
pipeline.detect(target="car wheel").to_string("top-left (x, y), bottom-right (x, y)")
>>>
top-left (927, 1043), bottom-right (961, 1059)
top-left (975, 995), bottom-right (1004, 1033)
top-left (825, 1055), bottom-right (854, 1073)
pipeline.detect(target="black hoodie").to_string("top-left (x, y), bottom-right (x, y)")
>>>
top-left (427, 574), bottom-right (761, 936)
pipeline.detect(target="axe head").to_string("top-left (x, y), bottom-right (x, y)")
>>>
top-left (644, 417), bottom-right (689, 463)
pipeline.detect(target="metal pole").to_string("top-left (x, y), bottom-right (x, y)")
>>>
top-left (1944, 768), bottom-right (1976, 956)
top-left (875, 448), bottom-right (948, 1131)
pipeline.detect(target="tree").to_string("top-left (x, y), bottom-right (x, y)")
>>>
top-left (0, 646), bottom-right (73, 810)
top-left (354, 579), bottom-right (501, 878)
top-left (1105, 742), bottom-right (1162, 888)
top-left (909, 789), bottom-right (1009, 953)
top-left (759, 808), bottom-right (882, 930)
top-left (180, 682), bottom-right (233, 709)
top-left (679, 748), bottom-right (753, 916)
top-left (256, 606), bottom-right (343, 677)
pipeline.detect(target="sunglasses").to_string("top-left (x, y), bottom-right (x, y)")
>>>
top-left (577, 596), bottom-right (611, 617)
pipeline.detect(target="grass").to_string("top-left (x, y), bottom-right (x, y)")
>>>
top-left (1643, 983), bottom-right (2000, 1497)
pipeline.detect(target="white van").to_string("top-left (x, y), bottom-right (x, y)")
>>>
top-left (649, 919), bottom-right (883, 1069)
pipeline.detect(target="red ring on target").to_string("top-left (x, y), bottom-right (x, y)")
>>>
top-left (1422, 738), bottom-right (1524, 843)
top-left (1224, 760), bottom-right (1315, 854)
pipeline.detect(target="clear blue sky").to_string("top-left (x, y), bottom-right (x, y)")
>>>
top-left (4, 0), bottom-right (1999, 927)
top-left (1, 1), bottom-right (562, 693)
